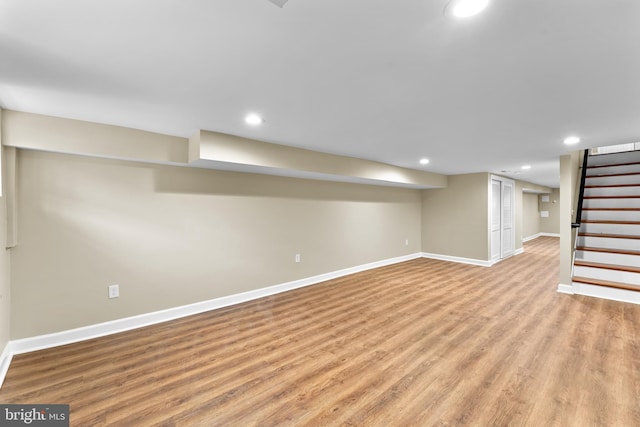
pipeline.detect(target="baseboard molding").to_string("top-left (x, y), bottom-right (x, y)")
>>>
top-left (540, 232), bottom-right (560, 238)
top-left (522, 233), bottom-right (541, 243)
top-left (8, 253), bottom-right (423, 357)
top-left (0, 342), bottom-right (13, 389)
top-left (557, 283), bottom-right (575, 294)
top-left (514, 248), bottom-right (524, 256)
top-left (523, 233), bottom-right (560, 243)
top-left (421, 252), bottom-right (492, 267)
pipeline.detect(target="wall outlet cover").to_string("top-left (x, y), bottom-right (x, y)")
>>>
top-left (108, 284), bottom-right (120, 299)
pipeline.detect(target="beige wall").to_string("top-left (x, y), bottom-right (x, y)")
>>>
top-left (421, 173), bottom-right (489, 261)
top-left (3, 110), bottom-right (188, 163)
top-left (4, 110), bottom-right (447, 190)
top-left (514, 180), bottom-right (524, 251)
top-left (10, 150), bottom-right (423, 338)
top-left (516, 178), bottom-right (556, 247)
top-left (522, 193), bottom-right (540, 240)
top-left (0, 112), bottom-right (9, 354)
top-left (540, 188), bottom-right (560, 235)
top-left (559, 153), bottom-right (580, 286)
top-left (1, 111), bottom-right (566, 340)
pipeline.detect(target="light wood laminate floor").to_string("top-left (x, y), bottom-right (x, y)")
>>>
top-left (2, 237), bottom-right (639, 426)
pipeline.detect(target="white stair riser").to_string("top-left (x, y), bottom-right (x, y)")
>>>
top-left (573, 266), bottom-right (640, 285)
top-left (587, 165), bottom-right (640, 176)
top-left (585, 175), bottom-right (640, 186)
top-left (571, 283), bottom-right (640, 305)
top-left (582, 210), bottom-right (640, 221)
top-left (581, 222), bottom-right (640, 235)
top-left (583, 198), bottom-right (640, 209)
top-left (575, 250), bottom-right (640, 268)
top-left (588, 151), bottom-right (640, 167)
top-left (577, 236), bottom-right (640, 250)
top-left (584, 186), bottom-right (640, 197)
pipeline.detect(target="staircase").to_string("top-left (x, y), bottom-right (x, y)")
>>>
top-left (572, 149), bottom-right (640, 303)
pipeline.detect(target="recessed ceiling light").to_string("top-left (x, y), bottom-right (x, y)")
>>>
top-left (563, 136), bottom-right (580, 145)
top-left (245, 114), bottom-right (263, 125)
top-left (521, 165), bottom-right (531, 170)
top-left (419, 158), bottom-right (430, 165)
top-left (445, 0), bottom-right (490, 18)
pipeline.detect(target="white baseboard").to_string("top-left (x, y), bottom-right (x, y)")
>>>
top-left (540, 232), bottom-right (560, 238)
top-left (421, 252), bottom-right (492, 267)
top-left (1, 247), bottom-right (547, 388)
top-left (557, 283), bottom-right (575, 294)
top-left (514, 248), bottom-right (524, 256)
top-left (0, 342), bottom-right (13, 389)
top-left (523, 233), bottom-right (560, 243)
top-left (8, 253), bottom-right (423, 358)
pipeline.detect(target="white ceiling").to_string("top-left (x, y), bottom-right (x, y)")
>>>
top-left (1, 0), bottom-right (639, 188)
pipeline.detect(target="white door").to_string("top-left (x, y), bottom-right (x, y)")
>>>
top-left (501, 180), bottom-right (515, 258)
top-left (490, 176), bottom-right (515, 261)
top-left (491, 179), bottom-right (502, 262)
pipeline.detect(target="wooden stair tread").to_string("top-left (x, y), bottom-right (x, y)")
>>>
top-left (583, 207), bottom-right (640, 211)
top-left (586, 171), bottom-right (640, 178)
top-left (587, 161), bottom-right (640, 169)
top-left (579, 232), bottom-right (640, 240)
top-left (585, 183), bottom-right (640, 188)
top-left (572, 276), bottom-right (640, 292)
top-left (576, 246), bottom-right (640, 256)
top-left (574, 260), bottom-right (640, 273)
top-left (584, 195), bottom-right (640, 199)
top-left (581, 219), bottom-right (640, 225)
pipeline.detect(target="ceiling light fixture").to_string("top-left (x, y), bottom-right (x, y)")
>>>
top-left (563, 136), bottom-right (580, 145)
top-left (419, 158), bottom-right (430, 165)
top-left (245, 114), bottom-right (263, 125)
top-left (445, 0), bottom-right (490, 18)
top-left (521, 165), bottom-right (531, 170)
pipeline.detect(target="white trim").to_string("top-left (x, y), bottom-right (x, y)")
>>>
top-left (0, 342), bottom-right (13, 389)
top-left (421, 252), bottom-right (492, 267)
top-left (523, 233), bottom-right (560, 243)
top-left (557, 283), bottom-right (575, 294)
top-left (489, 175), bottom-right (516, 260)
top-left (2, 247), bottom-right (550, 388)
top-left (514, 247), bottom-right (524, 256)
top-left (540, 233), bottom-right (560, 238)
top-left (571, 282), bottom-right (640, 305)
top-left (8, 253), bottom-right (422, 357)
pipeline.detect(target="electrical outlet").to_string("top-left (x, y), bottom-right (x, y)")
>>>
top-left (405, 239), bottom-right (409, 246)
top-left (295, 254), bottom-right (301, 263)
top-left (108, 284), bottom-right (120, 299)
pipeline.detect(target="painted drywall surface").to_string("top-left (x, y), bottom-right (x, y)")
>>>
top-left (0, 191), bottom-right (8, 355)
top-left (3, 110), bottom-right (188, 163)
top-left (514, 181), bottom-right (525, 251)
top-left (522, 193), bottom-right (540, 240)
top-left (0, 113), bottom-right (9, 354)
top-left (540, 188), bottom-right (560, 234)
top-left (421, 173), bottom-right (489, 261)
top-left (4, 111), bottom-right (448, 189)
top-left (559, 153), bottom-right (579, 286)
top-left (195, 130), bottom-right (448, 188)
top-left (10, 150), bottom-right (422, 339)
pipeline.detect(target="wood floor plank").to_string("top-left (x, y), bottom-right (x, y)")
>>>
top-left (2, 237), bottom-right (640, 426)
